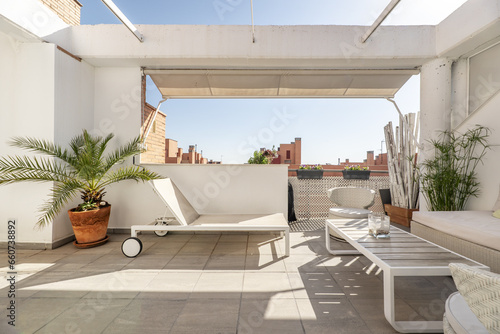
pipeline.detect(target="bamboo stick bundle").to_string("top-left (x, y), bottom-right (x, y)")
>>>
top-left (384, 112), bottom-right (420, 209)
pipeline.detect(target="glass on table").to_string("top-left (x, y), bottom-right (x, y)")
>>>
top-left (368, 212), bottom-right (390, 238)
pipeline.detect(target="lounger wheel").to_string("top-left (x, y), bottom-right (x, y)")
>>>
top-left (154, 221), bottom-right (169, 237)
top-left (121, 237), bottom-right (143, 258)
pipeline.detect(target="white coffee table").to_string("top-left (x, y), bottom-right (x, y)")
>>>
top-left (325, 219), bottom-right (489, 333)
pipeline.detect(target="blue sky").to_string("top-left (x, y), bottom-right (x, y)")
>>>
top-left (80, 0), bottom-right (466, 164)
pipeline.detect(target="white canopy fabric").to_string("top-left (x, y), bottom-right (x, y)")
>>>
top-left (145, 69), bottom-right (417, 99)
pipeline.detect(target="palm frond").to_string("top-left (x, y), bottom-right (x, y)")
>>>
top-left (99, 166), bottom-right (161, 188)
top-left (103, 136), bottom-right (143, 172)
top-left (97, 133), bottom-right (114, 161)
top-left (9, 137), bottom-right (76, 166)
top-left (0, 156), bottom-right (72, 185)
top-left (36, 180), bottom-right (83, 228)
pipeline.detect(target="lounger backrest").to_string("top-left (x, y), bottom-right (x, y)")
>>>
top-left (150, 178), bottom-right (200, 225)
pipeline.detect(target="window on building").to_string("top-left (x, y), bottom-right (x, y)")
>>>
top-left (286, 150), bottom-right (291, 159)
top-left (468, 43), bottom-right (500, 114)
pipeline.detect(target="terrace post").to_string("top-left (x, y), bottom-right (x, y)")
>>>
top-left (419, 57), bottom-right (453, 211)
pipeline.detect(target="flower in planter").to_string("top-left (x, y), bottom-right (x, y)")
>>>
top-left (344, 165), bottom-right (369, 171)
top-left (299, 164), bottom-right (323, 170)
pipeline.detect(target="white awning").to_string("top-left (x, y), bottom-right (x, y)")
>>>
top-left (145, 69), bottom-right (418, 99)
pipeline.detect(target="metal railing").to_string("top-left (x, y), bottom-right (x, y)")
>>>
top-left (289, 176), bottom-right (391, 221)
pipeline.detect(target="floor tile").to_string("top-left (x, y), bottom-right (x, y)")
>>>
top-left (102, 299), bottom-right (185, 333)
top-left (169, 298), bottom-right (240, 333)
top-left (143, 272), bottom-right (202, 299)
top-left (163, 254), bottom-right (210, 270)
top-left (35, 298), bottom-right (131, 334)
top-left (245, 254), bottom-right (287, 272)
top-left (191, 272), bottom-right (244, 298)
top-left (205, 254), bottom-right (246, 270)
top-left (238, 298), bottom-right (303, 333)
top-left (242, 272), bottom-right (294, 299)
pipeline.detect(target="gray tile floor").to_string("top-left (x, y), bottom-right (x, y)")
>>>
top-left (0, 223), bottom-right (455, 333)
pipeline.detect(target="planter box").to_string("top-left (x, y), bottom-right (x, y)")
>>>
top-left (384, 204), bottom-right (418, 228)
top-left (342, 170), bottom-right (371, 180)
top-left (297, 169), bottom-right (324, 180)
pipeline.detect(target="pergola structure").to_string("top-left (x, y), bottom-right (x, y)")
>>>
top-left (1, 0), bottom-right (500, 248)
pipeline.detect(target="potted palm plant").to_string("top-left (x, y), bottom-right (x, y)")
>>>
top-left (0, 130), bottom-right (161, 248)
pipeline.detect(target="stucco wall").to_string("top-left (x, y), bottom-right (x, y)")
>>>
top-left (0, 36), bottom-right (55, 245)
top-left (455, 93), bottom-right (500, 210)
top-left (51, 47), bottom-right (95, 243)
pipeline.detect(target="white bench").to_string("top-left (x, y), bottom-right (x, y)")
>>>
top-left (325, 219), bottom-right (489, 333)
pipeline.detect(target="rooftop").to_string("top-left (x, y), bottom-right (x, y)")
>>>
top-left (1, 228), bottom-right (452, 333)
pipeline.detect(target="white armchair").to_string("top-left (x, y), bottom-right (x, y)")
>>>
top-left (326, 187), bottom-right (375, 240)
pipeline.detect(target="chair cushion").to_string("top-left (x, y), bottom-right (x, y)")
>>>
top-left (329, 207), bottom-right (371, 219)
top-left (326, 187), bottom-right (376, 209)
top-left (449, 263), bottom-right (500, 333)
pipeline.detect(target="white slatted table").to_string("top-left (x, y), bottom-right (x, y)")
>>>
top-left (325, 219), bottom-right (489, 334)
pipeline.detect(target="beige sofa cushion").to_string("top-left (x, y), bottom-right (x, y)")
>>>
top-left (412, 211), bottom-right (500, 252)
top-left (449, 263), bottom-right (500, 333)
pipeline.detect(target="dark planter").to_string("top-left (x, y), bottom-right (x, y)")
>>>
top-left (297, 169), bottom-right (324, 179)
top-left (342, 170), bottom-right (371, 180)
top-left (379, 189), bottom-right (392, 214)
top-left (68, 204), bottom-right (111, 247)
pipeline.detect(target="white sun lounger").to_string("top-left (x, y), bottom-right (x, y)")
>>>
top-left (121, 178), bottom-right (290, 257)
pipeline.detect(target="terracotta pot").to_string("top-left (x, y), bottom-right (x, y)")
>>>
top-left (384, 204), bottom-right (418, 228)
top-left (68, 204), bottom-right (111, 244)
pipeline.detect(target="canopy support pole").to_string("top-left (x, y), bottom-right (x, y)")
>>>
top-left (101, 0), bottom-right (144, 42)
top-left (251, 0), bottom-right (255, 43)
top-left (361, 0), bottom-right (401, 43)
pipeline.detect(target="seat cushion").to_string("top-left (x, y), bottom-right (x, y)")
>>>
top-left (445, 292), bottom-right (489, 334)
top-left (449, 263), bottom-right (500, 333)
top-left (329, 207), bottom-right (371, 219)
top-left (412, 211), bottom-right (500, 252)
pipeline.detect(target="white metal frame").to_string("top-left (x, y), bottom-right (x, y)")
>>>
top-left (131, 223), bottom-right (289, 256)
top-left (325, 219), bottom-right (489, 333)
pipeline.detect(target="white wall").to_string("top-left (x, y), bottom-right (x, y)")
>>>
top-left (103, 164), bottom-right (289, 230)
top-left (455, 93), bottom-right (500, 210)
top-left (0, 32), bottom-right (97, 246)
top-left (91, 67), bottom-right (144, 228)
top-left (0, 34), bottom-right (55, 244)
top-left (51, 49), bottom-right (95, 243)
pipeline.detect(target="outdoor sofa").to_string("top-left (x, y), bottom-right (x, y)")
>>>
top-left (411, 210), bottom-right (500, 273)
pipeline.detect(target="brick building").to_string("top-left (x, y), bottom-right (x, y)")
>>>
top-left (165, 140), bottom-right (208, 164)
top-left (141, 103), bottom-right (167, 164)
top-left (38, 0), bottom-right (82, 26)
top-left (340, 151), bottom-right (388, 167)
top-left (272, 138), bottom-right (302, 165)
